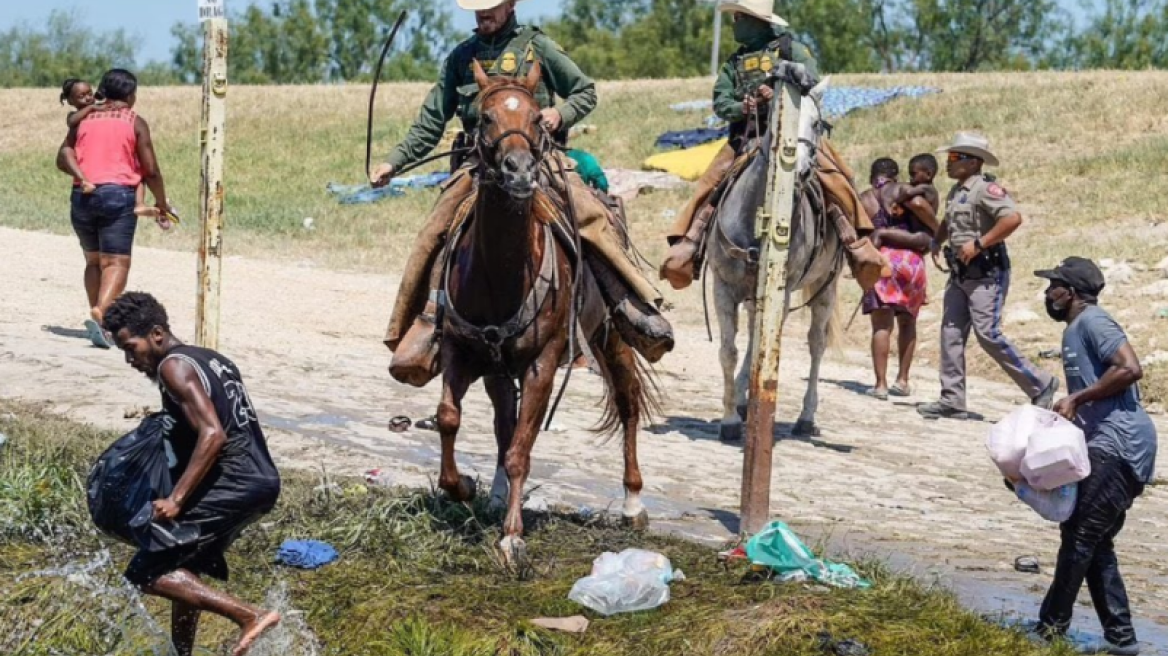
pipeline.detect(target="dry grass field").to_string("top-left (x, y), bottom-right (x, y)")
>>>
top-left (1, 71), bottom-right (1165, 402)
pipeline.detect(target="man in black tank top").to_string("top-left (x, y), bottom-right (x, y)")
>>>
top-left (103, 292), bottom-right (281, 656)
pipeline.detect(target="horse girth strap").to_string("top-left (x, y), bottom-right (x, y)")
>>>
top-left (442, 222), bottom-right (561, 360)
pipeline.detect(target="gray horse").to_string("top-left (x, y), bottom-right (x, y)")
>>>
top-left (707, 80), bottom-right (844, 442)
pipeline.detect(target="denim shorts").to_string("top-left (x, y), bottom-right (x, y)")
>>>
top-left (71, 185), bottom-right (138, 255)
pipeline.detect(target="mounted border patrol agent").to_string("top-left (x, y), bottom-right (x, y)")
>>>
top-left (371, 0), bottom-right (672, 386)
top-left (659, 0), bottom-right (880, 291)
top-left (917, 132), bottom-right (1059, 420)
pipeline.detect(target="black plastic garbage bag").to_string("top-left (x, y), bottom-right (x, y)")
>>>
top-left (86, 413), bottom-right (197, 551)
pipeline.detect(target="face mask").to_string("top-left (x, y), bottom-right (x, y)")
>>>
top-left (733, 16), bottom-right (773, 46)
top-left (1045, 296), bottom-right (1070, 322)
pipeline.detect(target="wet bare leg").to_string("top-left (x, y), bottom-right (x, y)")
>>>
top-left (870, 308), bottom-right (894, 393)
top-left (143, 569), bottom-right (279, 656)
top-left (83, 251), bottom-right (101, 318)
top-left (95, 253), bottom-right (131, 323)
top-left (895, 312), bottom-right (918, 389)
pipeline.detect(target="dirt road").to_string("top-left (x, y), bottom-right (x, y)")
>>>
top-left (3, 227), bottom-right (1165, 643)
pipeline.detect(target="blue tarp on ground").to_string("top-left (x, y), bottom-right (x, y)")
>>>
top-left (326, 171), bottom-right (452, 205)
top-left (661, 86), bottom-right (940, 149)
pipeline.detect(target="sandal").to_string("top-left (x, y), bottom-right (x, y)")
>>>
top-left (84, 319), bottom-right (112, 349)
top-left (889, 382), bottom-right (912, 397)
top-left (867, 387), bottom-right (889, 401)
top-left (387, 415), bottom-right (412, 433)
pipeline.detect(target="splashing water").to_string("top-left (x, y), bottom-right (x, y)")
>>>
top-left (9, 551), bottom-right (321, 656)
top-left (14, 549), bottom-right (175, 656)
top-left (246, 581), bottom-right (321, 656)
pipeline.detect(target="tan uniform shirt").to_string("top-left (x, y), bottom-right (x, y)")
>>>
top-left (943, 175), bottom-right (1017, 248)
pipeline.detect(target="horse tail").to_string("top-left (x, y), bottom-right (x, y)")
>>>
top-left (596, 342), bottom-right (664, 438)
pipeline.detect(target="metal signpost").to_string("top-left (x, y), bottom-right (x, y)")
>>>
top-left (195, 0), bottom-right (228, 349)
top-left (740, 79), bottom-right (801, 536)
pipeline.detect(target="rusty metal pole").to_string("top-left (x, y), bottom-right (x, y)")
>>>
top-left (740, 79), bottom-right (801, 536)
top-left (195, 8), bottom-right (228, 349)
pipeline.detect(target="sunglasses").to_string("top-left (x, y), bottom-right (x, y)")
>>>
top-left (947, 152), bottom-right (980, 163)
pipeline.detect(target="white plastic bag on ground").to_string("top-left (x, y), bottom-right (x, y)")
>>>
top-left (567, 549), bottom-right (685, 616)
top-left (987, 405), bottom-right (1058, 479)
top-left (1015, 481), bottom-right (1078, 522)
top-left (1022, 421), bottom-right (1091, 490)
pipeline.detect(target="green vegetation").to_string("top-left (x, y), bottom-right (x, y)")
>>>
top-left (0, 401), bottom-right (1075, 655)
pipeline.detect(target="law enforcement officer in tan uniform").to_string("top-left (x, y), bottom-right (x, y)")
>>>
top-left (659, 0), bottom-right (880, 291)
top-left (370, 0), bottom-right (672, 387)
top-left (917, 132), bottom-right (1059, 419)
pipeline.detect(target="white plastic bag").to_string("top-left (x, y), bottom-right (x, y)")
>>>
top-left (1015, 481), bottom-right (1077, 522)
top-left (1022, 422), bottom-right (1091, 490)
top-left (987, 405), bottom-right (1057, 479)
top-left (567, 549), bottom-right (684, 616)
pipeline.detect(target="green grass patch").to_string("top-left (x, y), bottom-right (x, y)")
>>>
top-left (0, 401), bottom-right (1075, 655)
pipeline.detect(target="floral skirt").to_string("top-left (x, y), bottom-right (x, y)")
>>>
top-left (862, 247), bottom-right (928, 318)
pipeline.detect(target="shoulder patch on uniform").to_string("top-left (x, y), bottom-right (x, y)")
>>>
top-left (986, 183), bottom-right (1008, 199)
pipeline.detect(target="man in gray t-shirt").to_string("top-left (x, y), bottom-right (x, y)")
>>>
top-left (1030, 256), bottom-right (1157, 654)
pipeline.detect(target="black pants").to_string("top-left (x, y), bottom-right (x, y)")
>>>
top-left (1040, 448), bottom-right (1144, 645)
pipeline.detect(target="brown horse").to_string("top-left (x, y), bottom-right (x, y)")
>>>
top-left (434, 60), bottom-right (658, 562)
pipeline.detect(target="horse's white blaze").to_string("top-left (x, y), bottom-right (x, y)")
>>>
top-left (489, 465), bottom-right (509, 509)
top-left (503, 96), bottom-right (520, 111)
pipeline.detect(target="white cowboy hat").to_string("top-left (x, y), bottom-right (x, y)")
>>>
top-left (717, 0), bottom-right (788, 26)
top-left (457, 0), bottom-right (527, 10)
top-left (935, 131), bottom-right (1000, 167)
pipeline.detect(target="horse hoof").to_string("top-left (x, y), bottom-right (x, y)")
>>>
top-left (622, 509), bottom-right (650, 531)
top-left (447, 474), bottom-right (476, 502)
top-left (736, 404), bottom-right (748, 421)
top-left (719, 423), bottom-right (743, 442)
top-left (792, 420), bottom-right (820, 438)
top-left (499, 536), bottom-right (528, 568)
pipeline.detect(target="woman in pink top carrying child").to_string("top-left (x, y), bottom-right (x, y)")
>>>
top-left (57, 69), bottom-right (170, 348)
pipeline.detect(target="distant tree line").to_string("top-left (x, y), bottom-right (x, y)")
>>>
top-left (1, 0), bottom-right (1166, 88)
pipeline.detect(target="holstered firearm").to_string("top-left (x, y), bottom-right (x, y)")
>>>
top-left (946, 243), bottom-right (1011, 281)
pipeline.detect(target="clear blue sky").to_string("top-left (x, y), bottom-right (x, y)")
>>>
top-left (4, 0), bottom-right (1088, 65)
top-left (1, 0), bottom-right (566, 64)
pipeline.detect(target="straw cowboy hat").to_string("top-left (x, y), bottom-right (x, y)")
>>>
top-left (936, 131), bottom-right (1000, 167)
top-left (457, 0), bottom-right (527, 10)
top-left (717, 0), bottom-right (788, 26)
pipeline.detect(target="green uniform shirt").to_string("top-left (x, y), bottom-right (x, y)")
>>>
top-left (387, 18), bottom-right (597, 170)
top-left (712, 29), bottom-right (818, 125)
top-left (943, 174), bottom-right (1018, 248)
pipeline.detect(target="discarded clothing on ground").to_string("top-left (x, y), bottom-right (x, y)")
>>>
top-left (642, 139), bottom-right (731, 181)
top-left (654, 128), bottom-right (730, 150)
top-left (326, 172), bottom-right (452, 205)
top-left (603, 169), bottom-right (688, 201)
top-left (276, 539), bottom-right (339, 569)
top-left (745, 520), bottom-right (870, 589)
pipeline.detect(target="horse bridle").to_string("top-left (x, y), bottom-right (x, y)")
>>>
top-left (472, 83), bottom-right (550, 182)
